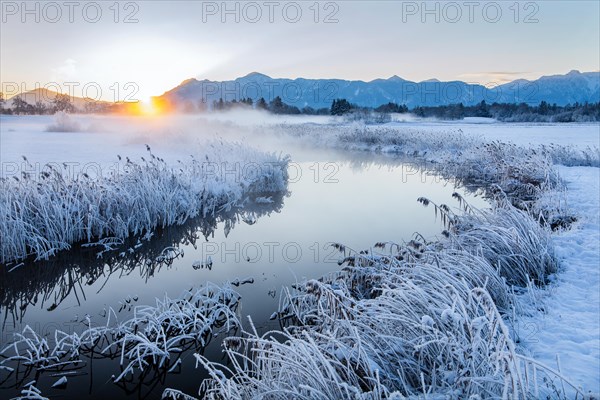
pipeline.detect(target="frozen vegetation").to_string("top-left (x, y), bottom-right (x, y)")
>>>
top-left (1, 117), bottom-right (598, 398)
top-left (277, 123), bottom-right (598, 224)
top-left (0, 141), bottom-right (289, 264)
top-left (279, 123), bottom-right (599, 168)
top-left (1, 193), bottom-right (286, 323)
top-left (193, 200), bottom-right (581, 398)
top-left (1, 284), bottom-right (241, 385)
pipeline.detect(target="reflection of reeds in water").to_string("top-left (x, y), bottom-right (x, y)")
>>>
top-left (0, 192), bottom-right (287, 325)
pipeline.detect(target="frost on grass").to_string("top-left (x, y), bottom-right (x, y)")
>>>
top-left (0, 283), bottom-right (241, 385)
top-left (418, 193), bottom-right (558, 287)
top-left (1, 190), bottom-right (286, 327)
top-left (331, 125), bottom-right (599, 168)
top-left (0, 142), bottom-right (289, 264)
top-left (11, 381), bottom-right (48, 400)
top-left (192, 201), bottom-right (582, 399)
top-left (151, 125), bottom-right (589, 398)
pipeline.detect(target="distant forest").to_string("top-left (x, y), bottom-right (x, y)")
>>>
top-left (1, 91), bottom-right (599, 123)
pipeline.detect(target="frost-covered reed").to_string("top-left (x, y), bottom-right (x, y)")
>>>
top-left (149, 125), bottom-right (586, 398)
top-left (333, 125), bottom-right (599, 168)
top-left (4, 122), bottom-right (588, 397)
top-left (0, 142), bottom-right (289, 264)
top-left (11, 381), bottom-right (48, 400)
top-left (191, 200), bottom-right (581, 398)
top-left (1, 283), bottom-right (241, 385)
top-left (419, 193), bottom-right (558, 286)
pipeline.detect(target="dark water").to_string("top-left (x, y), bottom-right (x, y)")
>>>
top-left (0, 148), bottom-right (487, 399)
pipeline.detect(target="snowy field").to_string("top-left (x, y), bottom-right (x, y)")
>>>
top-left (1, 114), bottom-right (599, 398)
top-left (384, 119), bottom-right (600, 148)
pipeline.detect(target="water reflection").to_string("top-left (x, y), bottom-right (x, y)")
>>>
top-left (0, 192), bottom-right (287, 326)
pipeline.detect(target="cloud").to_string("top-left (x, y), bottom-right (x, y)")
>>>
top-left (51, 59), bottom-right (78, 82)
top-left (458, 71), bottom-right (532, 86)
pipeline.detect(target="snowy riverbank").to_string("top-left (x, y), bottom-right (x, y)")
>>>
top-left (519, 166), bottom-right (600, 395)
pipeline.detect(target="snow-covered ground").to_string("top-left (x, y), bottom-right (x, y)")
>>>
top-left (384, 120), bottom-right (600, 148)
top-left (520, 165), bottom-right (600, 394)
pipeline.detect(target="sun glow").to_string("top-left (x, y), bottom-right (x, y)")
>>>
top-left (138, 99), bottom-right (160, 115)
top-left (124, 97), bottom-right (169, 116)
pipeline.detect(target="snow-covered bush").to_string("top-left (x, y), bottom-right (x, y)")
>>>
top-left (45, 111), bottom-right (81, 132)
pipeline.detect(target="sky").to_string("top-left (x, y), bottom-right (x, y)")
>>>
top-left (1, 0), bottom-right (599, 101)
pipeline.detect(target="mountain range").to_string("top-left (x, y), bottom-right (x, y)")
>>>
top-left (158, 70), bottom-right (600, 110)
top-left (5, 71), bottom-right (599, 112)
top-left (5, 88), bottom-right (108, 110)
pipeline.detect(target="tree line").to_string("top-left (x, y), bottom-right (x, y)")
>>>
top-left (0, 92), bottom-right (138, 115)
top-left (0, 93), bottom-right (76, 115)
top-left (1, 91), bottom-right (598, 122)
top-left (410, 100), bottom-right (600, 122)
top-left (208, 96), bottom-right (331, 115)
top-left (328, 99), bottom-right (600, 122)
